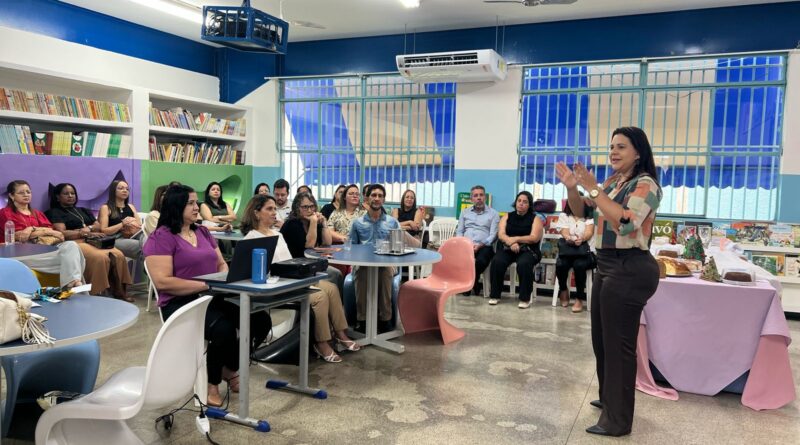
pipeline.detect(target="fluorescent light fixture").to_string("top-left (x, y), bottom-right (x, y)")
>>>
top-left (129, 0), bottom-right (202, 24)
top-left (400, 0), bottom-right (421, 8)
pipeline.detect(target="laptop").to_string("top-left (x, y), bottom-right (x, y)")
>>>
top-left (194, 236), bottom-right (279, 283)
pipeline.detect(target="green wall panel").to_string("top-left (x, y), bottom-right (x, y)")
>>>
top-left (140, 161), bottom-right (253, 218)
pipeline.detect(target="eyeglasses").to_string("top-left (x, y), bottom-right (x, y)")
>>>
top-left (299, 205), bottom-right (316, 210)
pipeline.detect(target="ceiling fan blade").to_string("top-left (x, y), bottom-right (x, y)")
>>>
top-left (290, 20), bottom-right (326, 30)
top-left (483, 1), bottom-right (527, 4)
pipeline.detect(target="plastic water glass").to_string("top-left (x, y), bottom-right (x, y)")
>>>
top-left (343, 238), bottom-right (352, 251)
top-left (378, 239), bottom-right (390, 254)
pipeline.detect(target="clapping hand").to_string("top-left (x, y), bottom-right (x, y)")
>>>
top-left (572, 163), bottom-right (598, 191)
top-left (556, 162), bottom-right (578, 189)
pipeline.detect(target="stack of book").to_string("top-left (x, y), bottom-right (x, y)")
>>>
top-left (0, 124), bottom-right (130, 157)
top-left (0, 87), bottom-right (130, 122)
top-left (149, 104), bottom-right (246, 137)
top-left (148, 136), bottom-right (244, 165)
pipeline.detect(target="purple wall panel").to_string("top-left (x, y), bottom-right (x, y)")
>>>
top-left (0, 155), bottom-right (141, 215)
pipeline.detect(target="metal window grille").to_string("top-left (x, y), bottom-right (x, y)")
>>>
top-left (279, 75), bottom-right (456, 207)
top-left (519, 54), bottom-right (785, 220)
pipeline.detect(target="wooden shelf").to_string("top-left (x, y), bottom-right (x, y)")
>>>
top-left (149, 126), bottom-right (246, 142)
top-left (740, 245), bottom-right (800, 254)
top-left (777, 276), bottom-right (800, 285)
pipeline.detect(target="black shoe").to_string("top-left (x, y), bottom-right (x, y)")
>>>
top-left (378, 320), bottom-right (393, 334)
top-left (585, 425), bottom-right (629, 437)
top-left (461, 291), bottom-right (472, 297)
top-left (354, 321), bottom-right (366, 334)
top-left (472, 283), bottom-right (483, 296)
top-left (589, 400), bottom-right (603, 409)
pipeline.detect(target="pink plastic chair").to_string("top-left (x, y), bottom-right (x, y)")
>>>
top-left (398, 237), bottom-right (475, 344)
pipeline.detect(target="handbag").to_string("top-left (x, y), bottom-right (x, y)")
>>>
top-left (86, 235), bottom-right (116, 249)
top-left (557, 238), bottom-right (590, 257)
top-left (33, 234), bottom-right (61, 246)
top-left (0, 290), bottom-right (55, 345)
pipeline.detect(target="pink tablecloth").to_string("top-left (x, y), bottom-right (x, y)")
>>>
top-left (635, 276), bottom-right (795, 410)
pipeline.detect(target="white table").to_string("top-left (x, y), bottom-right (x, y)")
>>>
top-left (197, 273), bottom-right (327, 432)
top-left (0, 244), bottom-right (58, 261)
top-left (0, 295), bottom-right (139, 443)
top-left (307, 245), bottom-right (441, 353)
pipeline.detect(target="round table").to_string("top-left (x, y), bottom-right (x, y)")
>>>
top-left (211, 230), bottom-right (245, 241)
top-left (0, 244), bottom-right (58, 261)
top-left (306, 244), bottom-right (441, 353)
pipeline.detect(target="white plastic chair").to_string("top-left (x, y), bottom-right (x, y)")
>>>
top-left (143, 256), bottom-right (157, 312)
top-left (35, 295), bottom-right (213, 445)
top-left (551, 268), bottom-right (593, 311)
top-left (422, 218), bottom-right (458, 278)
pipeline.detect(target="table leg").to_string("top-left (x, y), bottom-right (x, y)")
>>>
top-left (355, 267), bottom-right (405, 354)
top-left (238, 291), bottom-right (251, 418)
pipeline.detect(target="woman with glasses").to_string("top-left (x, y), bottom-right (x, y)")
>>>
top-left (328, 184), bottom-right (365, 244)
top-left (98, 179), bottom-right (142, 260)
top-left (1, 180), bottom-right (85, 288)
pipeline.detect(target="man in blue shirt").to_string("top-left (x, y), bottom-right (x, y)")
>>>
top-left (456, 185), bottom-right (500, 295)
top-left (349, 184), bottom-right (400, 333)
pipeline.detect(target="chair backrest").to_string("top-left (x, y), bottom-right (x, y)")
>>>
top-left (429, 218), bottom-right (458, 244)
top-left (430, 236), bottom-right (475, 284)
top-left (140, 295), bottom-right (212, 410)
top-left (0, 258), bottom-right (41, 293)
top-left (137, 212), bottom-right (148, 226)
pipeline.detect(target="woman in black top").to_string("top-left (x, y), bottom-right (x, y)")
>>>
top-left (391, 189), bottom-right (424, 237)
top-left (489, 191), bottom-right (545, 308)
top-left (320, 184), bottom-right (346, 220)
top-left (46, 183), bottom-right (133, 301)
top-left (98, 179), bottom-right (142, 259)
top-left (280, 192), bottom-right (343, 290)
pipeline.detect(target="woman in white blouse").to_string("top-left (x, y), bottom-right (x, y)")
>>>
top-left (240, 194), bottom-right (359, 363)
top-left (555, 199), bottom-right (594, 312)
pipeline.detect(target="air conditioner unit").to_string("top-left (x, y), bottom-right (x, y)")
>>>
top-left (396, 49), bottom-right (507, 83)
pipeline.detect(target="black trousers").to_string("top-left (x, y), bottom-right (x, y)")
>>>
top-left (489, 247), bottom-right (540, 302)
top-left (591, 249), bottom-right (659, 435)
top-left (162, 294), bottom-right (270, 386)
top-left (555, 255), bottom-right (592, 300)
top-left (473, 245), bottom-right (495, 290)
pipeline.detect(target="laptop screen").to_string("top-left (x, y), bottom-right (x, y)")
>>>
top-left (225, 236), bottom-right (279, 283)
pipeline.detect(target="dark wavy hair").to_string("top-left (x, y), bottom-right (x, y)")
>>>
top-left (150, 185), bottom-right (169, 212)
top-left (512, 191), bottom-right (534, 215)
top-left (288, 192), bottom-right (317, 220)
top-left (5, 180), bottom-right (31, 213)
top-left (611, 126), bottom-right (660, 186)
top-left (106, 179), bottom-right (130, 220)
top-left (49, 183), bottom-right (79, 209)
top-left (203, 182), bottom-right (228, 211)
top-left (254, 182), bottom-right (270, 195)
top-left (240, 194), bottom-right (276, 236)
top-left (365, 183), bottom-right (386, 199)
top-left (157, 185), bottom-right (196, 234)
top-left (297, 185), bottom-right (312, 196)
top-left (338, 184), bottom-right (360, 209)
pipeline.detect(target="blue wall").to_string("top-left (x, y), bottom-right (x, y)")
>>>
top-left (284, 2), bottom-right (800, 76)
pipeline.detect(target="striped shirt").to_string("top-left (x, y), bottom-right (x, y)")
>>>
top-left (591, 174), bottom-right (662, 251)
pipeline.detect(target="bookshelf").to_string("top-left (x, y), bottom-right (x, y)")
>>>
top-left (739, 244), bottom-right (800, 312)
top-left (147, 91), bottom-right (250, 165)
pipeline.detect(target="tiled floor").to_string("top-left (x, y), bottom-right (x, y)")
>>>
top-left (4, 288), bottom-right (799, 444)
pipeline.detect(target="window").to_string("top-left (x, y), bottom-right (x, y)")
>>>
top-left (279, 75), bottom-right (456, 206)
top-left (519, 54), bottom-right (785, 220)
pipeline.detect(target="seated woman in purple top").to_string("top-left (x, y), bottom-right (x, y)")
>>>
top-left (143, 185), bottom-right (269, 407)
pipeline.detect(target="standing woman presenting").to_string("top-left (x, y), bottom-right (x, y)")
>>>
top-left (556, 126), bottom-right (661, 437)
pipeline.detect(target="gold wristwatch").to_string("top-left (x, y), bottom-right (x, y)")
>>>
top-left (588, 185), bottom-right (602, 199)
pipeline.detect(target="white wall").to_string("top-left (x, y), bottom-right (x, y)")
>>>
top-left (454, 67), bottom-right (522, 171)
top-left (781, 50), bottom-right (800, 174)
top-left (235, 79), bottom-right (279, 167)
top-left (0, 26), bottom-right (219, 99)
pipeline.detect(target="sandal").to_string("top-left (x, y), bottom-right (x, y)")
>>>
top-left (313, 344), bottom-right (342, 363)
top-left (335, 338), bottom-right (361, 352)
top-left (223, 374), bottom-right (240, 393)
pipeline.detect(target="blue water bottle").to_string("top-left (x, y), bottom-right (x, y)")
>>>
top-left (252, 248), bottom-right (267, 284)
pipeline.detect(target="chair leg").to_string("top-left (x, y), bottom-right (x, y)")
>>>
top-left (509, 264), bottom-right (517, 297)
top-left (586, 269), bottom-right (593, 312)
top-left (551, 273), bottom-right (560, 306)
top-left (482, 269), bottom-right (491, 299)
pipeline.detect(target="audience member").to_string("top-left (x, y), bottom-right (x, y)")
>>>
top-left (296, 185), bottom-right (313, 197)
top-left (273, 178), bottom-right (291, 227)
top-left (199, 182), bottom-right (236, 230)
top-left (320, 184), bottom-right (346, 220)
top-left (554, 196), bottom-right (594, 313)
top-left (391, 189), bottom-right (425, 237)
top-left (0, 180), bottom-right (85, 288)
top-left (349, 184), bottom-right (401, 333)
top-left (556, 126), bottom-right (662, 437)
top-left (144, 185), bottom-right (168, 236)
top-left (488, 191), bottom-right (544, 308)
top-left (241, 194), bottom-right (359, 363)
top-left (143, 185), bottom-right (269, 407)
top-left (98, 179), bottom-right (142, 259)
top-left (456, 185), bottom-right (499, 296)
top-left (328, 184), bottom-right (365, 244)
top-left (46, 183), bottom-right (133, 301)
top-left (253, 182), bottom-right (270, 196)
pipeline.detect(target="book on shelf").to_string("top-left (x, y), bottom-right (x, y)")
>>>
top-left (0, 86), bottom-right (130, 122)
top-left (149, 103), bottom-right (246, 137)
top-left (652, 219), bottom-right (676, 243)
top-left (731, 221), bottom-right (771, 246)
top-left (786, 255), bottom-right (800, 278)
top-left (751, 253), bottom-right (785, 276)
top-left (148, 136), bottom-right (244, 165)
top-left (768, 224), bottom-right (794, 247)
top-left (545, 215), bottom-right (560, 234)
top-left (0, 124), bottom-right (130, 158)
